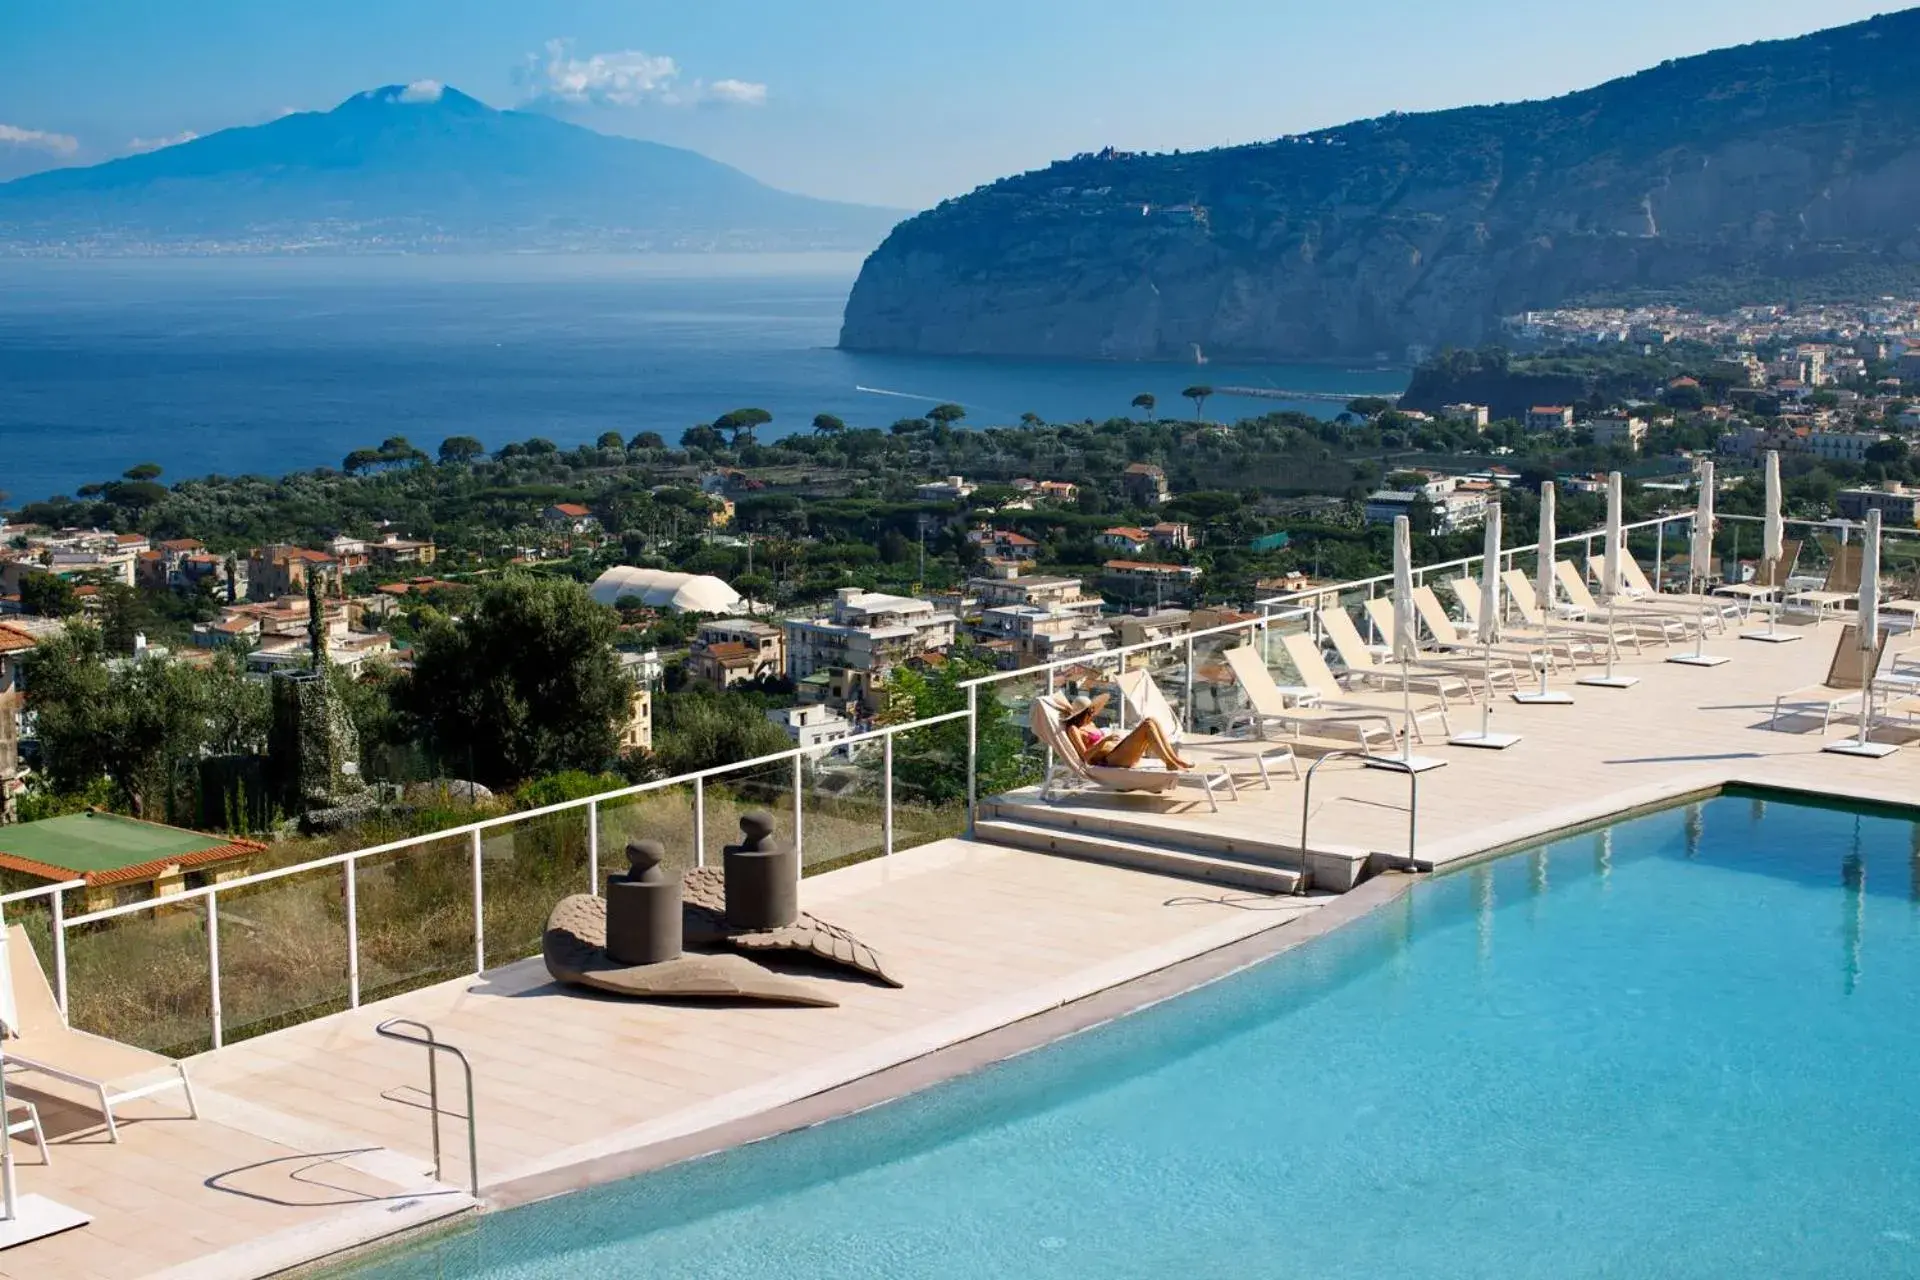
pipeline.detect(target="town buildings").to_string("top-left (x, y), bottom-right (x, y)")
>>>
top-left (1587, 414), bottom-right (1648, 451)
top-left (1837, 485), bottom-right (1920, 527)
top-left (766, 704), bottom-right (853, 751)
top-left (783, 589), bottom-right (958, 683)
top-left (1121, 463), bottom-right (1170, 506)
top-left (914, 476), bottom-right (976, 503)
top-left (687, 618), bottom-right (786, 689)
top-left (1526, 406), bottom-right (1575, 433)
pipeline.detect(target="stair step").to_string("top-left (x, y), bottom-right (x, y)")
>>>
top-left (973, 818), bottom-right (1303, 895)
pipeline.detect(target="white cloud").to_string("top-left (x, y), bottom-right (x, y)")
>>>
top-left (125, 131), bottom-right (198, 155)
top-left (707, 78), bottom-right (768, 107)
top-left (523, 39), bottom-right (765, 108)
top-left (0, 123), bottom-right (79, 155)
top-left (398, 79), bottom-right (444, 104)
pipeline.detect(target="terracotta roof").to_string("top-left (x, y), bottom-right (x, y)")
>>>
top-left (1104, 559), bottom-right (1198, 575)
top-left (705, 641), bottom-right (757, 664)
top-left (115, 533), bottom-right (147, 545)
top-left (158, 538), bottom-right (204, 552)
top-left (1103, 527), bottom-right (1150, 540)
top-left (549, 503), bottom-right (593, 518)
top-left (0, 625), bottom-right (36, 653)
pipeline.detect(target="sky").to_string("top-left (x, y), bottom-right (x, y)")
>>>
top-left (0, 0), bottom-right (1900, 207)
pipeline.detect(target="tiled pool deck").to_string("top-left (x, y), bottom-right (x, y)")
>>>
top-left (5, 613), bottom-right (1915, 1278)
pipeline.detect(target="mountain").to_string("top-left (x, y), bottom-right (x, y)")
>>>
top-left (0, 84), bottom-right (902, 253)
top-left (842, 10), bottom-right (1920, 361)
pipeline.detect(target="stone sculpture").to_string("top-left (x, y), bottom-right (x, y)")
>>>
top-left (722, 809), bottom-right (798, 930)
top-left (604, 838), bottom-right (682, 966)
top-left (543, 896), bottom-right (835, 1007)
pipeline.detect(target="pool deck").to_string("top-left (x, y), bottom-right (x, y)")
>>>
top-left (6, 612), bottom-right (1917, 1278)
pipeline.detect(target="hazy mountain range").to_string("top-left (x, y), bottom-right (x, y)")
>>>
top-left (0, 84), bottom-right (904, 254)
top-left (842, 8), bottom-right (1920, 361)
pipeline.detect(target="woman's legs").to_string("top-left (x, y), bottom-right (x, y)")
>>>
top-left (1088, 720), bottom-right (1192, 771)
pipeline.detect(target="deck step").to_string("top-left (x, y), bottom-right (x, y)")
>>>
top-left (973, 818), bottom-right (1303, 895)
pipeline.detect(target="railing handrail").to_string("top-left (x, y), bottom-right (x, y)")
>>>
top-left (0, 880), bottom-right (83, 909)
top-left (376, 1017), bottom-right (479, 1198)
top-left (61, 708), bottom-right (976, 928)
top-left (1300, 750), bottom-right (1423, 882)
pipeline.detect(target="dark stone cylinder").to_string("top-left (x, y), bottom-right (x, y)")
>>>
top-left (605, 839), bottom-right (682, 965)
top-left (724, 810), bottom-right (798, 930)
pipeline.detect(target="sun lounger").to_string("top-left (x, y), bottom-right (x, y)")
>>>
top-left (1713, 537), bottom-right (1801, 616)
top-left (1220, 644), bottom-right (1399, 753)
top-left (3, 925), bottom-right (198, 1142)
top-left (1552, 560), bottom-right (1698, 643)
top-left (1496, 570), bottom-right (1649, 653)
top-left (1393, 590), bottom-right (1562, 672)
top-left (1453, 576), bottom-right (1603, 664)
top-left (1278, 631), bottom-right (1454, 742)
top-left (1785, 539), bottom-right (1862, 621)
top-left (1616, 555), bottom-right (1743, 623)
top-left (1030, 694), bottom-right (1237, 811)
top-left (1316, 606), bottom-right (1491, 701)
top-left (1115, 667), bottom-right (1299, 789)
top-left (1769, 624), bottom-right (1882, 732)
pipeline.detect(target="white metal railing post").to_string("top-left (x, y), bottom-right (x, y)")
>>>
top-left (345, 859), bottom-right (360, 1010)
top-left (1183, 633), bottom-right (1195, 733)
top-left (882, 733), bottom-right (895, 857)
top-left (1654, 519), bottom-right (1665, 589)
top-left (587, 798), bottom-right (600, 895)
top-left (1044, 667), bottom-right (1056, 776)
top-left (792, 752), bottom-right (804, 876)
top-left (207, 892), bottom-right (223, 1050)
top-left (470, 829), bottom-right (485, 975)
top-left (693, 777), bottom-right (706, 867)
top-left (965, 684), bottom-right (978, 832)
top-left (51, 888), bottom-right (67, 1019)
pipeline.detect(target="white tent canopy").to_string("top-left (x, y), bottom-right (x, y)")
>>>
top-left (589, 567), bottom-right (741, 614)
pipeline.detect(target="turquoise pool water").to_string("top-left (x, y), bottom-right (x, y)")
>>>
top-left (347, 794), bottom-right (1920, 1278)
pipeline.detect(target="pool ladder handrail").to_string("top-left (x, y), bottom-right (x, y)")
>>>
top-left (376, 1016), bottom-right (479, 1197)
top-left (1299, 750), bottom-right (1423, 889)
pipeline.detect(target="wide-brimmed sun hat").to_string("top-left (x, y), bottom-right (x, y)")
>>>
top-left (1058, 691), bottom-right (1110, 726)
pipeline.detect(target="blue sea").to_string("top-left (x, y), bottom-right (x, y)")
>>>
top-left (0, 255), bottom-right (1406, 504)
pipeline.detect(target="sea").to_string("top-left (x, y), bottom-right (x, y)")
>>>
top-left (0, 254), bottom-right (1408, 504)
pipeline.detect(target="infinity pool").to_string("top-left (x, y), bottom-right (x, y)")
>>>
top-left (345, 793), bottom-right (1920, 1278)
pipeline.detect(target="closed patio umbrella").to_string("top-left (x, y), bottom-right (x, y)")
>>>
top-left (1514, 482), bottom-right (1573, 705)
top-left (1670, 460), bottom-right (1729, 667)
top-left (1385, 515), bottom-right (1444, 771)
top-left (1748, 449), bottom-right (1796, 642)
top-left (1580, 471), bottom-right (1637, 689)
top-left (1453, 502), bottom-right (1520, 747)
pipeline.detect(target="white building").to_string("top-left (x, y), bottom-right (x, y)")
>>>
top-left (915, 476), bottom-right (976, 503)
top-left (783, 589), bottom-right (957, 681)
top-left (767, 704), bottom-right (854, 751)
top-left (1801, 431), bottom-right (1889, 464)
top-left (588, 568), bottom-right (741, 614)
top-left (1587, 415), bottom-right (1648, 451)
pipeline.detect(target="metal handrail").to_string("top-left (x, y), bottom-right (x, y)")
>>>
top-left (1299, 750), bottom-right (1423, 889)
top-left (376, 1017), bottom-right (478, 1197)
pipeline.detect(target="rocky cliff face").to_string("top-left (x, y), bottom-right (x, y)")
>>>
top-left (842, 10), bottom-right (1920, 360)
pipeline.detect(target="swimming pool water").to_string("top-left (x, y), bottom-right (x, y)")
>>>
top-left (346, 794), bottom-right (1920, 1278)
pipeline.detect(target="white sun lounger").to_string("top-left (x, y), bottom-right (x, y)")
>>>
top-left (1278, 631), bottom-right (1454, 742)
top-left (1220, 644), bottom-right (1399, 752)
top-left (1552, 561), bottom-right (1697, 643)
top-left (1317, 606), bottom-right (1496, 700)
top-left (1770, 624), bottom-right (1881, 733)
top-left (1387, 591), bottom-right (1560, 672)
top-left (3, 924), bottom-right (198, 1142)
top-left (1115, 667), bottom-right (1299, 789)
top-left (1030, 694), bottom-right (1237, 811)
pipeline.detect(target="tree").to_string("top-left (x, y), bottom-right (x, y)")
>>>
top-left (715, 407), bottom-right (773, 446)
top-left (884, 653), bottom-right (1037, 806)
top-left (1183, 385), bottom-right (1214, 419)
top-left (438, 435), bottom-right (485, 465)
top-left (596, 431), bottom-right (626, 450)
top-left (1131, 393), bottom-right (1156, 420)
top-left (680, 424), bottom-right (724, 453)
top-left (1020, 412), bottom-right (1044, 429)
top-left (1866, 438), bottom-right (1910, 466)
top-left (629, 430), bottom-right (666, 450)
top-left (98, 583), bottom-right (155, 655)
top-left (343, 448), bottom-right (383, 475)
top-left (19, 571), bottom-right (79, 619)
top-left (927, 403), bottom-right (967, 430)
top-left (23, 626), bottom-right (217, 818)
top-left (812, 413), bottom-right (847, 436)
top-left (401, 575), bottom-right (629, 787)
top-left (123, 462), bottom-right (163, 482)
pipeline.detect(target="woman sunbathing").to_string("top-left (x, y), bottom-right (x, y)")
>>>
top-left (1060, 693), bottom-right (1193, 771)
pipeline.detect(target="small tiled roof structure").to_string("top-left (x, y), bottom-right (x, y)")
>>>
top-left (705, 640), bottom-right (758, 666)
top-left (0, 624), bottom-right (36, 653)
top-left (0, 811), bottom-right (266, 888)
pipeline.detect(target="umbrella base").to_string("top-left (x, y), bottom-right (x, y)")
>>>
top-left (1511, 690), bottom-right (1575, 705)
top-left (1667, 653), bottom-right (1730, 667)
top-left (1577, 674), bottom-right (1640, 689)
top-left (0, 1195), bottom-right (91, 1249)
top-left (1449, 731), bottom-right (1521, 750)
top-left (1366, 753), bottom-right (1447, 774)
top-left (1823, 740), bottom-right (1900, 759)
top-left (1741, 630), bottom-right (1801, 644)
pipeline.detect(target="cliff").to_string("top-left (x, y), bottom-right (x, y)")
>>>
top-left (842, 10), bottom-right (1920, 360)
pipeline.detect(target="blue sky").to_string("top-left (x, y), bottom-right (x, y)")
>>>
top-left (0, 0), bottom-right (1897, 206)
